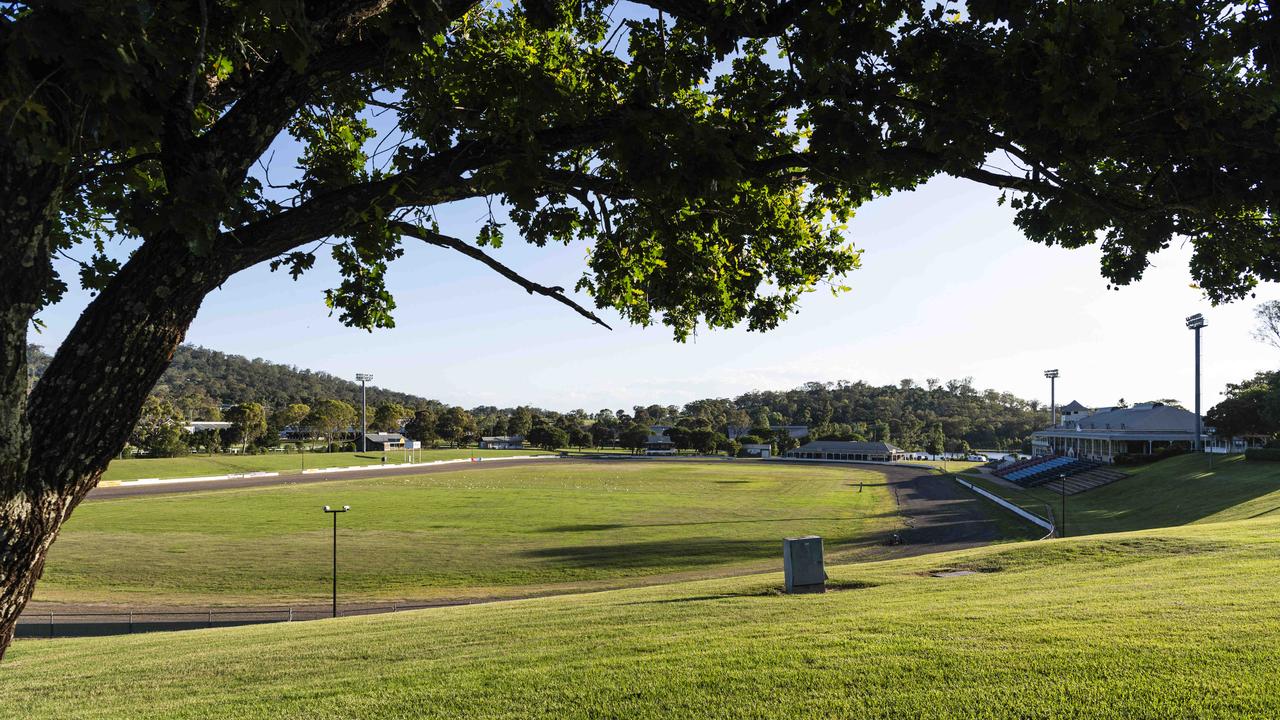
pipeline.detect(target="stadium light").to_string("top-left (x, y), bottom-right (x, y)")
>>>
top-left (355, 373), bottom-right (373, 452)
top-left (323, 505), bottom-right (351, 618)
top-left (1185, 314), bottom-right (1207, 453)
top-left (1044, 369), bottom-right (1060, 429)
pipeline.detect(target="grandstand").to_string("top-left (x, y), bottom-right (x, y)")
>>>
top-left (994, 455), bottom-right (1128, 495)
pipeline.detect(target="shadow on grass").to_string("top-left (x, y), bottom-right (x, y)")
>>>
top-left (539, 517), bottom-right (860, 533)
top-left (619, 579), bottom-right (880, 605)
top-left (525, 538), bottom-right (780, 569)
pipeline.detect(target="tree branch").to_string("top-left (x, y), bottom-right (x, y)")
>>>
top-left (389, 220), bottom-right (612, 330)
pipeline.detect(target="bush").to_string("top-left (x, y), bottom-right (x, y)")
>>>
top-left (1246, 448), bottom-right (1280, 462)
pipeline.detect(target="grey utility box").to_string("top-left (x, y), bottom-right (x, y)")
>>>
top-left (783, 536), bottom-right (826, 594)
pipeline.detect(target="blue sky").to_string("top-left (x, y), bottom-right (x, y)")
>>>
top-left (35, 170), bottom-right (1277, 412)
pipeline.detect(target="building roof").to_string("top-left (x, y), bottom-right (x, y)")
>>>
top-left (646, 434), bottom-right (675, 445)
top-left (363, 432), bottom-right (405, 442)
top-left (1033, 403), bottom-right (1202, 439)
top-left (790, 440), bottom-right (904, 454)
top-left (1060, 400), bottom-right (1089, 413)
top-left (481, 435), bottom-right (523, 442)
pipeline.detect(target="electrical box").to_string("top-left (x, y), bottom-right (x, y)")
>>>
top-left (783, 536), bottom-right (826, 594)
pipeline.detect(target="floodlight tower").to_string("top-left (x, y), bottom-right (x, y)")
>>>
top-left (1186, 314), bottom-right (1207, 453)
top-left (355, 373), bottom-right (373, 452)
top-left (1044, 369), bottom-right (1060, 427)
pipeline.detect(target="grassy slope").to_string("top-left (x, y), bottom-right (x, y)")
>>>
top-left (959, 454), bottom-right (1280, 535)
top-left (100, 448), bottom-right (552, 482)
top-left (7, 517), bottom-right (1280, 719)
top-left (38, 462), bottom-right (899, 605)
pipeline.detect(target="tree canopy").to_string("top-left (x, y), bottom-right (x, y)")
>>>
top-left (3, 0), bottom-right (1280, 658)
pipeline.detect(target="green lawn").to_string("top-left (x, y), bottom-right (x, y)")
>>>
top-left (8, 516), bottom-right (1280, 718)
top-left (100, 447), bottom-right (552, 482)
top-left (958, 454), bottom-right (1280, 535)
top-left (38, 461), bottom-right (900, 606)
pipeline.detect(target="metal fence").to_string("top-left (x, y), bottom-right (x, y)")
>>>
top-left (16, 603), bottom-right (459, 639)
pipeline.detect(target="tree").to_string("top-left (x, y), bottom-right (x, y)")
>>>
top-left (1253, 302), bottom-right (1280, 351)
top-left (403, 409), bottom-right (439, 447)
top-left (925, 424), bottom-right (946, 457)
top-left (1207, 373), bottom-right (1280, 441)
top-left (4, 0), bottom-right (1280, 658)
top-left (273, 403), bottom-right (311, 435)
top-left (371, 402), bottom-right (410, 433)
top-left (620, 424), bottom-right (651, 455)
top-left (306, 400), bottom-right (357, 452)
top-left (568, 426), bottom-right (593, 450)
top-left (528, 424), bottom-right (569, 451)
top-left (508, 407), bottom-right (535, 438)
top-left (129, 396), bottom-right (189, 458)
top-left (224, 402), bottom-right (267, 452)
top-left (435, 407), bottom-right (478, 448)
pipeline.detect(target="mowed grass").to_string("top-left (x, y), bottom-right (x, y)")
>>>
top-left (960, 454), bottom-right (1280, 535)
top-left (37, 461), bottom-right (900, 605)
top-left (100, 447), bottom-right (552, 482)
top-left (8, 517), bottom-right (1280, 719)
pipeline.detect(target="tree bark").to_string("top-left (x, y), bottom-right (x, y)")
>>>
top-left (0, 234), bottom-right (228, 657)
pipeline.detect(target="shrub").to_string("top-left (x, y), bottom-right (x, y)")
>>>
top-left (1246, 448), bottom-right (1280, 462)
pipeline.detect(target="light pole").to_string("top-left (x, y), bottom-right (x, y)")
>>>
top-left (355, 373), bottom-right (373, 452)
top-left (323, 505), bottom-right (350, 618)
top-left (1044, 369), bottom-right (1059, 428)
top-left (1185, 314), bottom-right (1206, 454)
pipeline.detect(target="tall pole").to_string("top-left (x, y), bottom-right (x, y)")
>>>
top-left (323, 505), bottom-right (350, 618)
top-left (331, 510), bottom-right (338, 617)
top-left (1194, 325), bottom-right (1202, 453)
top-left (1186, 314), bottom-right (1206, 454)
top-left (1044, 369), bottom-right (1060, 432)
top-left (356, 373), bottom-right (373, 452)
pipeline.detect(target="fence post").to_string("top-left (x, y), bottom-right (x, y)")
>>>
top-left (208, 610), bottom-right (213, 628)
top-left (288, 608), bottom-right (293, 622)
top-left (128, 611), bottom-right (134, 634)
top-left (49, 611), bottom-right (54, 639)
top-left (393, 603), bottom-right (397, 613)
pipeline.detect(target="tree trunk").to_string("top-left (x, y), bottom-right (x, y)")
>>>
top-left (0, 150), bottom-right (66, 658)
top-left (0, 235), bottom-right (228, 657)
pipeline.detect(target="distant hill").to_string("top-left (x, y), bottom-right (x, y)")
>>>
top-left (27, 343), bottom-right (438, 411)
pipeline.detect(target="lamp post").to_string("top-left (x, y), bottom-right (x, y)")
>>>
top-left (1044, 369), bottom-right (1059, 428)
top-left (323, 505), bottom-right (350, 618)
top-left (355, 373), bottom-right (373, 452)
top-left (1185, 314), bottom-right (1206, 454)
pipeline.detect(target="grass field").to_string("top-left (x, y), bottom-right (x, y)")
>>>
top-left (38, 462), bottom-right (900, 606)
top-left (100, 448), bottom-right (553, 482)
top-left (959, 454), bottom-right (1280, 535)
top-left (8, 515), bottom-right (1280, 718)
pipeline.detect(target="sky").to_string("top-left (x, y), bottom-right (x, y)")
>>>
top-left (34, 170), bottom-right (1278, 413)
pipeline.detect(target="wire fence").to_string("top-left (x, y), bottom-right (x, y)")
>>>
top-left (16, 602), bottom-right (461, 639)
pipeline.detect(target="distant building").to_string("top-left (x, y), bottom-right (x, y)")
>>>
top-left (479, 435), bottom-right (524, 450)
top-left (363, 432), bottom-right (406, 451)
top-left (784, 440), bottom-right (905, 462)
top-left (645, 432), bottom-right (676, 455)
top-left (740, 443), bottom-right (772, 458)
top-left (1058, 400), bottom-right (1092, 426)
top-left (1030, 403), bottom-right (1205, 462)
